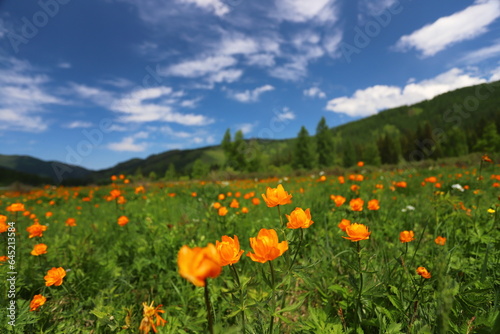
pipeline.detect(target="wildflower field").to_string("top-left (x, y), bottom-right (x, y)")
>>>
top-left (1, 158), bottom-right (499, 333)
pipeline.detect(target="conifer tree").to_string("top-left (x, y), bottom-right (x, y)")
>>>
top-left (316, 117), bottom-right (334, 167)
top-left (293, 126), bottom-right (316, 170)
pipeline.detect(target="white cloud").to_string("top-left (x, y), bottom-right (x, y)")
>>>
top-left (303, 87), bottom-right (326, 98)
top-left (178, 0), bottom-right (230, 17)
top-left (326, 68), bottom-right (488, 117)
top-left (460, 40), bottom-right (500, 64)
top-left (228, 85), bottom-right (275, 103)
top-left (276, 107), bottom-right (296, 121)
top-left (57, 62), bottom-right (72, 69)
top-left (0, 57), bottom-right (67, 132)
top-left (491, 66), bottom-right (500, 81)
top-left (236, 122), bottom-right (258, 134)
top-left (99, 77), bottom-right (134, 88)
top-left (164, 55), bottom-right (236, 78)
top-left (273, 0), bottom-right (337, 23)
top-left (107, 132), bottom-right (149, 152)
top-left (111, 86), bottom-right (214, 125)
top-left (395, 0), bottom-right (500, 57)
top-left (64, 121), bottom-right (93, 129)
top-left (359, 0), bottom-right (397, 16)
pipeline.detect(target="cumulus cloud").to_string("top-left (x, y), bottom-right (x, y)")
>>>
top-left (178, 0), bottom-right (230, 17)
top-left (275, 107), bottom-right (296, 121)
top-left (459, 40), bottom-right (500, 64)
top-left (227, 85), bottom-right (275, 102)
top-left (0, 57), bottom-right (67, 132)
top-left (273, 0), bottom-right (337, 23)
top-left (107, 132), bottom-right (149, 152)
top-left (64, 121), bottom-right (93, 129)
top-left (303, 87), bottom-right (326, 98)
top-left (395, 0), bottom-right (500, 57)
top-left (325, 68), bottom-right (488, 117)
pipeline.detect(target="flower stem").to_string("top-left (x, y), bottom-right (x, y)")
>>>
top-left (288, 228), bottom-right (304, 272)
top-left (204, 280), bottom-right (214, 334)
top-left (277, 205), bottom-right (284, 227)
top-left (269, 260), bottom-right (276, 334)
top-left (231, 264), bottom-right (246, 333)
top-left (356, 242), bottom-right (364, 324)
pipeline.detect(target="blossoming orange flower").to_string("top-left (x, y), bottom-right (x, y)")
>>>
top-left (218, 193), bottom-right (225, 201)
top-left (349, 198), bottom-right (364, 211)
top-left (119, 174), bottom-right (125, 180)
top-left (117, 215), bottom-right (129, 226)
top-left (218, 207), bottom-right (228, 216)
top-left (435, 236), bottom-right (447, 245)
top-left (251, 197), bottom-right (261, 205)
top-left (139, 301), bottom-right (167, 334)
top-left (399, 230), bottom-right (415, 243)
top-left (26, 222), bottom-right (48, 238)
top-left (241, 207), bottom-right (249, 214)
top-left (0, 216), bottom-right (8, 233)
top-left (375, 184), bottom-right (384, 189)
top-left (65, 218), bottom-right (77, 227)
top-left (31, 243), bottom-right (48, 256)
top-left (350, 184), bottom-right (360, 192)
top-left (261, 184), bottom-right (292, 207)
top-left (416, 266), bottom-right (431, 279)
top-left (135, 186), bottom-right (146, 194)
top-left (330, 195), bottom-right (346, 207)
top-left (213, 202), bottom-right (222, 209)
top-left (0, 256), bottom-right (8, 265)
top-left (425, 176), bottom-right (437, 183)
top-left (395, 181), bottom-right (407, 188)
top-left (247, 228), bottom-right (288, 263)
top-left (216, 235), bottom-right (244, 266)
top-left (45, 211), bottom-right (53, 218)
top-left (109, 189), bottom-right (121, 199)
top-left (44, 267), bottom-right (66, 286)
top-left (367, 199), bottom-right (380, 211)
top-left (357, 161), bottom-right (364, 167)
top-left (342, 223), bottom-right (371, 242)
top-left (7, 203), bottom-right (25, 212)
top-left (338, 219), bottom-right (351, 231)
top-left (229, 199), bottom-right (240, 208)
top-left (117, 196), bottom-right (127, 205)
top-left (482, 154), bottom-right (493, 163)
top-left (286, 207), bottom-right (314, 229)
top-left (178, 243), bottom-right (221, 287)
top-left (338, 176), bottom-right (345, 184)
top-left (317, 175), bottom-right (327, 182)
top-left (29, 294), bottom-right (46, 312)
top-left (191, 192), bottom-right (197, 197)
top-left (111, 175), bottom-right (117, 181)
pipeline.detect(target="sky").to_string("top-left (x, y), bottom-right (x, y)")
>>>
top-left (0, 0), bottom-right (500, 170)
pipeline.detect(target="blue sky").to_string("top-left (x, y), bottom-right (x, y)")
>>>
top-left (0, 0), bottom-right (499, 170)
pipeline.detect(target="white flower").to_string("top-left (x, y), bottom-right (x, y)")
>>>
top-left (451, 184), bottom-right (465, 192)
top-left (402, 205), bottom-right (415, 212)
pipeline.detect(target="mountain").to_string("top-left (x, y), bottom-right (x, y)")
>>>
top-left (1, 80), bottom-right (499, 185)
top-left (0, 154), bottom-right (93, 184)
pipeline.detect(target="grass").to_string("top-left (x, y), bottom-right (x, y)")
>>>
top-left (0, 157), bottom-right (499, 333)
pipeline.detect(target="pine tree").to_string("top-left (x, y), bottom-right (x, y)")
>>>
top-left (293, 126), bottom-right (316, 170)
top-left (316, 117), bottom-right (334, 167)
top-left (232, 130), bottom-right (247, 171)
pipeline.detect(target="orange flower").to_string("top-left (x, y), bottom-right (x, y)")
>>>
top-left (338, 176), bottom-right (345, 184)
top-left (26, 222), bottom-right (48, 238)
top-left (482, 154), bottom-right (493, 163)
top-left (111, 175), bottom-right (117, 181)
top-left (247, 228), bottom-right (288, 263)
top-left (241, 207), bottom-right (249, 214)
top-left (261, 184), bottom-right (292, 207)
top-left (0, 256), bottom-right (8, 264)
top-left (375, 184), bottom-right (384, 189)
top-left (119, 174), bottom-right (125, 179)
top-left (357, 161), bottom-right (364, 167)
top-left (109, 189), bottom-right (121, 199)
top-left (45, 211), bottom-right (53, 218)
top-left (117, 215), bottom-right (129, 226)
top-left (178, 243), bottom-right (221, 287)
top-left (434, 236), bottom-right (447, 246)
top-left (139, 301), bottom-right (167, 334)
top-left (135, 186), bottom-right (146, 194)
top-left (416, 266), bottom-right (431, 279)
top-left (342, 223), bottom-right (371, 242)
top-left (31, 243), bottom-right (48, 256)
top-left (117, 196), bottom-right (127, 205)
top-left (399, 230), bottom-right (415, 243)
top-left (286, 207), bottom-right (314, 229)
top-left (367, 199), bottom-right (380, 211)
top-left (44, 267), bottom-right (66, 286)
top-left (29, 294), bottom-right (47, 312)
top-left (251, 197), bottom-right (261, 205)
top-left (229, 199), bottom-right (240, 208)
top-left (218, 193), bottom-right (225, 201)
top-left (216, 235), bottom-right (244, 266)
top-left (0, 216), bottom-right (8, 233)
top-left (317, 175), bottom-right (327, 182)
top-left (395, 181), bottom-right (407, 188)
top-left (7, 203), bottom-right (25, 212)
top-left (349, 198), bottom-right (364, 211)
top-left (218, 207), bottom-right (228, 216)
top-left (330, 195), bottom-right (346, 207)
top-left (338, 219), bottom-right (351, 231)
top-left (424, 176), bottom-right (437, 183)
top-left (191, 192), bottom-right (197, 197)
top-left (65, 218), bottom-right (77, 227)
top-left (350, 184), bottom-right (360, 192)
top-left (213, 202), bottom-right (221, 209)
